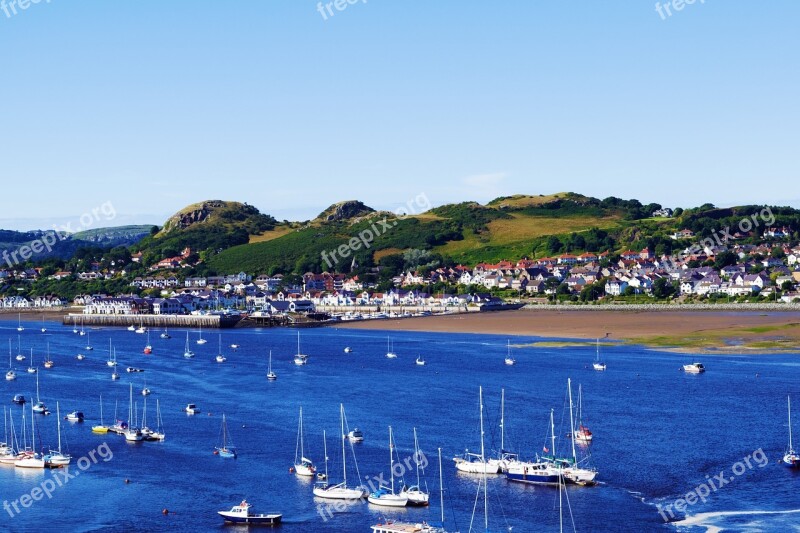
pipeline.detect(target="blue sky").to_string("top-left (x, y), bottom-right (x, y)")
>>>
top-left (1, 1), bottom-right (798, 230)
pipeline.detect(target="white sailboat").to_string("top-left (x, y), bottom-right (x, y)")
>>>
top-left (488, 388), bottom-right (518, 473)
top-left (79, 317), bottom-right (86, 336)
top-left (367, 426), bottom-right (408, 507)
top-left (15, 404), bottom-right (44, 469)
top-left (27, 349), bottom-right (37, 374)
top-left (215, 334), bottom-right (226, 363)
top-left (31, 372), bottom-right (48, 414)
top-left (293, 406), bottom-right (315, 476)
top-left (293, 331), bottom-right (308, 365)
top-left (85, 331), bottom-right (93, 351)
top-left (107, 339), bottom-right (117, 367)
top-left (45, 402), bottom-right (71, 467)
top-left (454, 386), bottom-right (501, 474)
top-left (184, 331), bottom-right (195, 358)
top-left (267, 350), bottom-right (277, 380)
top-left (196, 324), bottom-right (207, 345)
top-left (160, 328), bottom-right (171, 339)
top-left (16, 313), bottom-right (24, 332)
top-left (6, 339), bottom-right (15, 381)
top-left (40, 314), bottom-right (47, 333)
top-left (313, 404), bottom-right (367, 500)
top-left (148, 399), bottom-right (166, 441)
top-left (400, 427), bottom-right (430, 506)
top-left (15, 335), bottom-right (24, 361)
top-left (124, 383), bottom-right (144, 442)
top-left (569, 384), bottom-right (593, 443)
top-left (43, 342), bottom-right (54, 369)
top-left (783, 395), bottom-right (800, 468)
top-left (371, 448), bottom-right (455, 533)
top-left (504, 339), bottom-right (516, 366)
top-left (592, 338), bottom-right (606, 371)
top-left (416, 355), bottom-right (426, 366)
top-left (385, 336), bottom-right (397, 359)
top-left (72, 317), bottom-right (79, 334)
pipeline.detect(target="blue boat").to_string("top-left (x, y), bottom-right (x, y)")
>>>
top-left (218, 500), bottom-right (281, 524)
top-left (505, 460), bottom-right (561, 485)
top-left (215, 414), bottom-right (237, 459)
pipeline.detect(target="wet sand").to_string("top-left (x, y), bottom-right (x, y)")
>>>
top-left (337, 309), bottom-right (800, 354)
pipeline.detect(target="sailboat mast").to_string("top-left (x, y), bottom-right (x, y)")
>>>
top-left (322, 429), bottom-right (329, 482)
top-left (500, 388), bottom-right (505, 454)
top-left (479, 386), bottom-right (486, 462)
top-left (550, 408), bottom-right (556, 460)
top-left (789, 395), bottom-right (794, 450)
top-left (340, 404), bottom-right (347, 487)
top-left (57, 402), bottom-right (62, 452)
top-left (299, 407), bottom-right (304, 459)
top-left (413, 427), bottom-right (421, 487)
top-left (438, 447), bottom-right (445, 525)
top-left (568, 379), bottom-right (577, 463)
top-left (389, 425), bottom-right (395, 495)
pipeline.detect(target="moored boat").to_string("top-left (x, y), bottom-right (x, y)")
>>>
top-left (217, 500), bottom-right (281, 525)
top-left (783, 395), bottom-right (800, 468)
top-left (682, 362), bottom-right (705, 374)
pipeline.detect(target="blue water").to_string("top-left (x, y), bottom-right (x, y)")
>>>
top-left (1, 318), bottom-right (799, 532)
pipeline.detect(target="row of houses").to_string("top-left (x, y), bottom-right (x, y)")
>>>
top-left (0, 295), bottom-right (66, 308)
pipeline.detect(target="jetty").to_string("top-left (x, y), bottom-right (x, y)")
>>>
top-left (62, 313), bottom-right (242, 329)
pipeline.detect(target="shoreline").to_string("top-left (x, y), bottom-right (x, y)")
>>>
top-left (336, 308), bottom-right (800, 355)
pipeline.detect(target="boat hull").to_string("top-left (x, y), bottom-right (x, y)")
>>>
top-left (218, 512), bottom-right (282, 524)
top-left (312, 485), bottom-right (367, 500)
top-left (453, 458), bottom-right (501, 474)
top-left (367, 494), bottom-right (408, 507)
top-left (506, 462), bottom-right (562, 485)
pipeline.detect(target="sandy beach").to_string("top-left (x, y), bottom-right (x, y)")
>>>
top-left (337, 309), bottom-right (800, 354)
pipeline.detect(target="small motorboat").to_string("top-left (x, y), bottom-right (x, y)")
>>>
top-left (76, 354), bottom-right (86, 360)
top-left (111, 371), bottom-right (120, 380)
top-left (12, 394), bottom-right (26, 404)
top-left (141, 388), bottom-right (151, 396)
top-left (682, 362), bottom-right (705, 374)
top-left (5, 370), bottom-right (15, 381)
top-left (160, 329), bottom-right (171, 339)
top-left (218, 500), bottom-right (281, 525)
top-left (347, 428), bottom-right (364, 442)
top-left (185, 403), bottom-right (199, 415)
top-left (127, 325), bottom-right (136, 332)
top-left (32, 401), bottom-right (49, 415)
top-left (143, 345), bottom-right (152, 355)
top-left (216, 354), bottom-right (226, 363)
top-left (15, 354), bottom-right (25, 361)
top-left (135, 326), bottom-right (146, 334)
top-left (126, 367), bottom-right (144, 373)
top-left (344, 347), bottom-right (352, 353)
top-left (65, 411), bottom-right (84, 422)
top-left (230, 344), bottom-right (239, 349)
top-left (43, 360), bottom-right (54, 369)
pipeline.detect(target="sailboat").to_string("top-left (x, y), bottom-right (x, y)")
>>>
top-left (385, 336), bottom-right (397, 359)
top-left (371, 448), bottom-right (455, 533)
top-left (27, 349), bottom-right (37, 374)
top-left (293, 406), bottom-right (315, 476)
top-left (196, 324), bottom-right (207, 345)
top-left (6, 339), bottom-right (15, 381)
top-left (184, 332), bottom-right (195, 358)
top-left (15, 335), bottom-right (25, 361)
top-left (783, 395), bottom-right (800, 468)
top-left (504, 339), bottom-right (516, 366)
top-left (92, 395), bottom-right (109, 433)
top-left (44, 402), bottom-right (71, 467)
top-left (416, 355), bottom-right (426, 366)
top-left (569, 384), bottom-right (593, 443)
top-left (16, 313), bottom-right (24, 332)
top-left (135, 322), bottom-right (146, 334)
top-left (143, 330), bottom-right (152, 354)
top-left (15, 404), bottom-right (44, 469)
top-left (72, 317), bottom-right (79, 334)
top-left (453, 386), bottom-right (501, 474)
top-left (293, 331), bottom-right (308, 365)
top-left (147, 399), bottom-right (166, 441)
top-left (141, 376), bottom-right (151, 396)
top-left (215, 334), bottom-right (226, 363)
top-left (556, 379), bottom-right (598, 485)
top-left (79, 317), bottom-right (86, 336)
top-left (367, 426), bottom-right (408, 507)
top-left (400, 427), bottom-right (430, 506)
top-left (267, 350), bottom-right (277, 380)
top-left (85, 331), bottom-right (93, 351)
top-left (43, 342), bottom-right (54, 369)
top-left (215, 414), bottom-right (237, 458)
top-left (124, 384), bottom-right (143, 442)
top-left (40, 315), bottom-right (47, 333)
top-left (32, 373), bottom-right (48, 414)
top-left (313, 404), bottom-right (367, 500)
top-left (111, 348), bottom-right (120, 380)
top-left (107, 339), bottom-right (117, 366)
top-left (488, 388), bottom-right (518, 473)
top-left (592, 338), bottom-right (606, 371)
top-left (160, 328), bottom-right (171, 339)
top-left (506, 409), bottom-right (562, 485)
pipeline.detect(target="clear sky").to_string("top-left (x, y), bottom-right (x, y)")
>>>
top-left (1, 1), bottom-right (798, 231)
